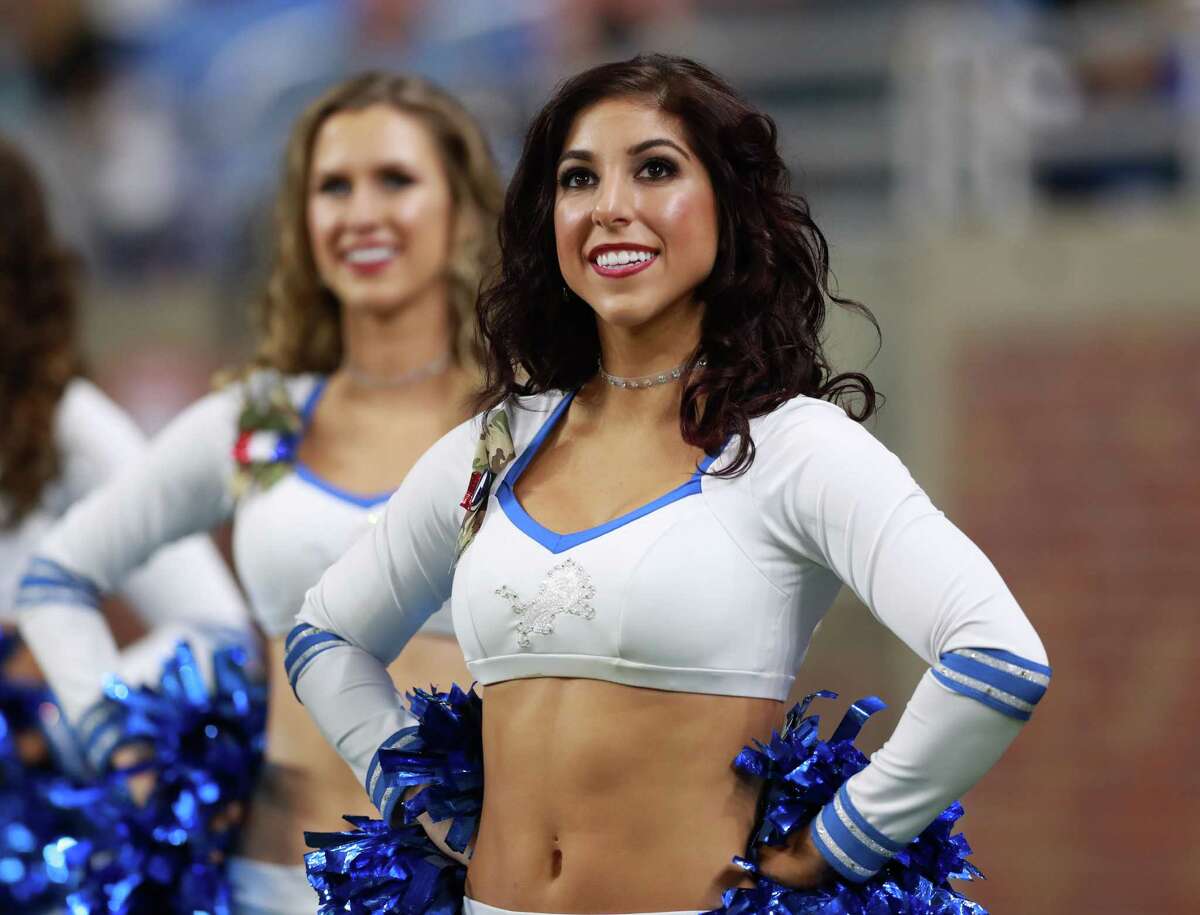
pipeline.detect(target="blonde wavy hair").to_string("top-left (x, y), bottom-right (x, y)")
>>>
top-left (254, 72), bottom-right (503, 374)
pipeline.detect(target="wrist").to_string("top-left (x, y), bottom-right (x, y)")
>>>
top-left (757, 824), bottom-right (836, 890)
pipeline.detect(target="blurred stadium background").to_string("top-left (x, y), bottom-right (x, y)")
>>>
top-left (2, 1), bottom-right (1197, 911)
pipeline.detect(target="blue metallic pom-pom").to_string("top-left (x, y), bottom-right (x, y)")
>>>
top-left (44, 640), bottom-right (267, 914)
top-left (0, 630), bottom-right (82, 911)
top-left (304, 683), bottom-right (483, 914)
top-left (714, 691), bottom-right (987, 915)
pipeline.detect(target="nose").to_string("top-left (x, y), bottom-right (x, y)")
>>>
top-left (345, 184), bottom-right (384, 228)
top-left (591, 176), bottom-right (634, 229)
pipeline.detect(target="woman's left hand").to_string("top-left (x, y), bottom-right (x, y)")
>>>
top-left (756, 824), bottom-right (836, 890)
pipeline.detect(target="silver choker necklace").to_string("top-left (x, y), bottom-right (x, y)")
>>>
top-left (598, 356), bottom-right (706, 390)
top-left (345, 352), bottom-right (451, 389)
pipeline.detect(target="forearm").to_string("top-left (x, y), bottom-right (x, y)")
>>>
top-left (288, 629), bottom-right (416, 818)
top-left (811, 662), bottom-right (1044, 882)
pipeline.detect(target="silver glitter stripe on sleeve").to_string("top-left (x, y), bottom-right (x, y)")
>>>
top-left (934, 664), bottom-right (1035, 715)
top-left (367, 732), bottom-right (414, 803)
top-left (833, 792), bottom-right (894, 861)
top-left (378, 784), bottom-right (398, 820)
top-left (366, 763), bottom-right (382, 802)
top-left (953, 648), bottom-right (1050, 687)
top-left (287, 640), bottom-right (340, 684)
top-left (813, 813), bottom-right (875, 879)
top-left (87, 726), bottom-right (123, 772)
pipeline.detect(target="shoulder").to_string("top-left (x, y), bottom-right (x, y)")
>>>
top-left (737, 393), bottom-right (912, 495)
top-left (430, 390), bottom-right (564, 458)
top-left (501, 390), bottom-right (567, 451)
top-left (746, 394), bottom-right (876, 460)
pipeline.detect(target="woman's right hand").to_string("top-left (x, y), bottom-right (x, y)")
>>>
top-left (109, 741), bottom-right (157, 806)
top-left (403, 784), bottom-right (473, 866)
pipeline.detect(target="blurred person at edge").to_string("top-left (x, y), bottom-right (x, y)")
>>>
top-left (17, 73), bottom-right (501, 914)
top-left (0, 133), bottom-right (252, 752)
top-left (290, 55), bottom-right (1051, 913)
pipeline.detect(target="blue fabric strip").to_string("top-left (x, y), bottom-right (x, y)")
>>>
top-left (16, 556), bottom-right (101, 608)
top-left (973, 646), bottom-right (1053, 677)
top-left (292, 376), bottom-right (393, 508)
top-left (834, 784), bottom-right (905, 853)
top-left (78, 702), bottom-right (126, 772)
top-left (293, 462), bottom-right (393, 508)
top-left (810, 806), bottom-right (874, 883)
top-left (284, 622), bottom-right (309, 652)
top-left (819, 801), bottom-right (887, 871)
top-left (284, 628), bottom-right (346, 692)
top-left (498, 390), bottom-right (723, 554)
top-left (366, 727), bottom-right (416, 812)
top-left (932, 667), bottom-right (1032, 721)
top-left (299, 377), bottom-right (327, 423)
top-left (939, 652), bottom-right (1047, 706)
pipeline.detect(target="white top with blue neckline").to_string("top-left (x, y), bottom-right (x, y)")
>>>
top-left (17, 373), bottom-right (451, 734)
top-left (289, 388), bottom-right (1052, 885)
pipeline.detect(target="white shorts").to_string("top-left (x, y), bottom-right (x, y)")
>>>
top-left (463, 897), bottom-right (702, 915)
top-left (227, 856), bottom-right (315, 915)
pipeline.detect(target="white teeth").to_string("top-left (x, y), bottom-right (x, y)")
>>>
top-left (345, 246), bottom-right (395, 265)
top-left (595, 250), bottom-right (655, 268)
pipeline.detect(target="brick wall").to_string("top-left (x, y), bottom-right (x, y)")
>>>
top-left (953, 326), bottom-right (1200, 913)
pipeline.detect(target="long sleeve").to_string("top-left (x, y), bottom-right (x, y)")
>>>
top-left (751, 398), bottom-right (1050, 883)
top-left (17, 382), bottom-right (252, 766)
top-left (286, 413), bottom-right (478, 820)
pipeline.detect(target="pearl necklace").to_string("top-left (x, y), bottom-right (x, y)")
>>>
top-left (598, 357), bottom-right (706, 390)
top-left (344, 352), bottom-right (451, 389)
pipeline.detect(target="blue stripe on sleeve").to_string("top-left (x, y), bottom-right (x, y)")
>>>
top-left (933, 647), bottom-right (1052, 721)
top-left (939, 653), bottom-right (1048, 706)
top-left (932, 668), bottom-right (1031, 720)
top-left (811, 804), bottom-right (876, 883)
top-left (16, 557), bottom-right (102, 609)
top-left (833, 784), bottom-right (904, 853)
top-left (366, 727), bottom-right (418, 821)
top-left (283, 624), bottom-right (347, 694)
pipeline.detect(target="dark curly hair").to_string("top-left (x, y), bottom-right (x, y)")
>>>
top-left (0, 136), bottom-right (82, 526)
top-left (476, 54), bottom-right (878, 475)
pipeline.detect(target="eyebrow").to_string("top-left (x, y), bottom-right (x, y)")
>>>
top-left (557, 137), bottom-right (692, 168)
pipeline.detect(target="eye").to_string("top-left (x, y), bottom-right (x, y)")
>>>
top-left (380, 168), bottom-right (413, 189)
top-left (637, 157), bottom-right (677, 181)
top-left (316, 175), bottom-right (351, 196)
top-left (558, 167), bottom-right (596, 190)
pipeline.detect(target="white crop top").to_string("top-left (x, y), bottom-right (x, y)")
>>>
top-left (289, 389), bottom-right (1052, 884)
top-left (1, 379), bottom-right (248, 689)
top-left (17, 373), bottom-right (451, 768)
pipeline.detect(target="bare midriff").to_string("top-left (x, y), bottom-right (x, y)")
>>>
top-left (467, 678), bottom-right (783, 913)
top-left (239, 631), bottom-right (472, 867)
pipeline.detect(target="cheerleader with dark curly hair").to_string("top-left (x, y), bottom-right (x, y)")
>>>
top-left (291, 56), bottom-right (1051, 914)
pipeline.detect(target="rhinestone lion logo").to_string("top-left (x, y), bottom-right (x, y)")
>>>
top-left (496, 558), bottom-right (596, 648)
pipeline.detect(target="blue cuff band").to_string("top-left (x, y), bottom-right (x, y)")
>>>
top-left (284, 623), bottom-right (346, 695)
top-left (933, 647), bottom-right (1052, 721)
top-left (77, 700), bottom-right (128, 773)
top-left (812, 783), bottom-right (902, 883)
top-left (16, 557), bottom-right (102, 610)
top-left (366, 726), bottom-right (418, 822)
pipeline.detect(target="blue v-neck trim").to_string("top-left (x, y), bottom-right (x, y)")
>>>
top-left (497, 390), bottom-right (720, 554)
top-left (292, 377), bottom-right (393, 508)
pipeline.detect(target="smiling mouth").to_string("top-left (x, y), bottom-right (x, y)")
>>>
top-left (589, 248), bottom-right (659, 278)
top-left (342, 245), bottom-right (397, 271)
